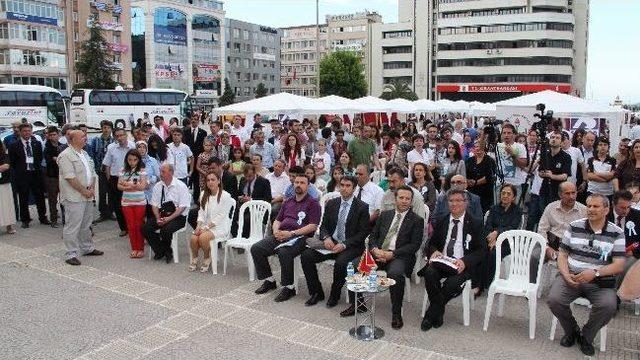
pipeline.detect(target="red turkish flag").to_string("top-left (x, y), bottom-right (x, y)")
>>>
top-left (357, 249), bottom-right (376, 275)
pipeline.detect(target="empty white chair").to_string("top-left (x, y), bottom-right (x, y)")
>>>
top-left (223, 200), bottom-right (271, 281)
top-left (549, 297), bottom-right (607, 352)
top-left (203, 199), bottom-right (237, 274)
top-left (483, 230), bottom-right (546, 339)
top-left (421, 279), bottom-right (474, 326)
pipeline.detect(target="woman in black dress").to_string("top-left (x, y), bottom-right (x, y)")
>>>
top-left (465, 140), bottom-right (495, 213)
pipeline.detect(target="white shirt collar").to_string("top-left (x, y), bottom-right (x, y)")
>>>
top-left (451, 212), bottom-right (465, 223)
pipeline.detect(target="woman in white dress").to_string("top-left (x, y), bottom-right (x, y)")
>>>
top-left (189, 171), bottom-right (234, 272)
top-left (0, 141), bottom-right (16, 234)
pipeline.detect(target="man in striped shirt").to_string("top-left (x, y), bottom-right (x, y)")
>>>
top-left (547, 193), bottom-right (625, 356)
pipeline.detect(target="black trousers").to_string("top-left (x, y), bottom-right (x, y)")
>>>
top-left (250, 236), bottom-right (307, 286)
top-left (375, 258), bottom-right (407, 316)
top-left (97, 172), bottom-right (112, 217)
top-left (187, 207), bottom-right (199, 230)
top-left (423, 265), bottom-right (471, 322)
top-left (108, 176), bottom-right (126, 231)
top-left (142, 215), bottom-right (186, 256)
top-left (190, 171), bottom-right (200, 204)
top-left (300, 246), bottom-right (363, 299)
top-left (476, 244), bottom-right (510, 291)
top-left (16, 172), bottom-right (47, 223)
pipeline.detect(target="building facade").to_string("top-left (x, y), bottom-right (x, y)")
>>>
top-left (0, 0), bottom-right (69, 95)
top-left (131, 0), bottom-right (225, 109)
top-left (65, 0), bottom-right (132, 89)
top-left (280, 24), bottom-right (326, 98)
top-left (373, 0), bottom-right (589, 102)
top-left (225, 18), bottom-right (281, 103)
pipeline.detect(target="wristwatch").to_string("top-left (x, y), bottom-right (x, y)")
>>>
top-left (595, 270), bottom-right (601, 278)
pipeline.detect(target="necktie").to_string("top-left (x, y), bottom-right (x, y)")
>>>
top-left (446, 219), bottom-right (460, 257)
top-left (335, 201), bottom-right (349, 243)
top-left (193, 128), bottom-right (197, 140)
top-left (357, 187), bottom-right (363, 200)
top-left (382, 212), bottom-right (402, 250)
top-left (25, 141), bottom-right (33, 171)
top-left (617, 216), bottom-right (624, 228)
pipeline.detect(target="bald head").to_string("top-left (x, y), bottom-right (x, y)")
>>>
top-left (559, 181), bottom-right (577, 208)
top-left (450, 175), bottom-right (467, 191)
top-left (68, 130), bottom-right (86, 149)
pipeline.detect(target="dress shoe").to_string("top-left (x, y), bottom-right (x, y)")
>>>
top-left (305, 292), bottom-right (325, 306)
top-left (255, 280), bottom-right (277, 294)
top-left (391, 314), bottom-right (404, 330)
top-left (92, 216), bottom-right (107, 224)
top-left (326, 297), bottom-right (339, 308)
top-left (432, 316), bottom-right (444, 329)
top-left (165, 252), bottom-right (173, 263)
top-left (21, 222), bottom-right (29, 229)
top-left (578, 336), bottom-right (595, 356)
top-left (153, 253), bottom-right (165, 260)
top-left (65, 257), bottom-right (81, 266)
top-left (119, 230), bottom-right (128, 237)
top-left (40, 219), bottom-right (51, 225)
top-left (420, 317), bottom-right (433, 332)
top-left (274, 287), bottom-right (296, 302)
top-left (50, 222), bottom-right (59, 228)
top-left (84, 249), bottom-right (104, 256)
top-left (339, 304), bottom-right (368, 317)
top-left (560, 326), bottom-right (580, 347)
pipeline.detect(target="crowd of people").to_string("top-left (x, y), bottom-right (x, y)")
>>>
top-left (1, 112), bottom-right (640, 356)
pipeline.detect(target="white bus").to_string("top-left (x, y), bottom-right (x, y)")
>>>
top-left (70, 88), bottom-right (193, 129)
top-left (0, 85), bottom-right (66, 128)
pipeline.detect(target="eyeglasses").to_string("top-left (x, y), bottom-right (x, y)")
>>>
top-left (451, 180), bottom-right (465, 184)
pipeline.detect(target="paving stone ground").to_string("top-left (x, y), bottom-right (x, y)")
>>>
top-left (1, 207), bottom-right (639, 359)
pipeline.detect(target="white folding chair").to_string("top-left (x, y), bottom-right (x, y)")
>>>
top-left (549, 297), bottom-right (607, 352)
top-left (482, 230), bottom-right (546, 339)
top-left (223, 200), bottom-right (271, 281)
top-left (147, 225), bottom-right (186, 263)
top-left (203, 199), bottom-right (237, 274)
top-left (635, 298), bottom-right (640, 316)
top-left (421, 279), bottom-right (474, 326)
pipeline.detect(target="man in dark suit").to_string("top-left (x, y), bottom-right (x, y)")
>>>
top-left (183, 116), bottom-right (207, 202)
top-left (340, 185), bottom-right (424, 329)
top-left (608, 190), bottom-right (640, 287)
top-left (419, 188), bottom-right (484, 331)
top-left (8, 123), bottom-right (49, 228)
top-left (236, 164), bottom-right (272, 237)
top-left (300, 175), bottom-right (370, 307)
top-left (432, 174), bottom-right (483, 221)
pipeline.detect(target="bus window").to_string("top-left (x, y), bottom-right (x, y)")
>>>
top-left (128, 92), bottom-right (145, 105)
top-left (0, 92), bottom-right (16, 106)
top-left (113, 91), bottom-right (128, 104)
top-left (16, 92), bottom-right (45, 106)
top-left (160, 93), bottom-right (178, 105)
top-left (144, 92), bottom-right (161, 105)
top-left (89, 91), bottom-right (112, 105)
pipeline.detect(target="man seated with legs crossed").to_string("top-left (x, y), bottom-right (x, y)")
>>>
top-left (251, 173), bottom-right (321, 302)
top-left (300, 175), bottom-right (371, 307)
top-left (339, 185), bottom-right (423, 329)
top-left (547, 193), bottom-right (625, 356)
top-left (419, 188), bottom-right (484, 331)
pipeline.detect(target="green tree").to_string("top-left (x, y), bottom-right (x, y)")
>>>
top-left (379, 79), bottom-right (418, 101)
top-left (255, 82), bottom-right (268, 98)
top-left (218, 78), bottom-right (235, 106)
top-left (75, 26), bottom-right (116, 89)
top-left (319, 51), bottom-right (367, 99)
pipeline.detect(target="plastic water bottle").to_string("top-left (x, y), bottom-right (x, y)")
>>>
top-left (346, 262), bottom-right (355, 279)
top-left (368, 265), bottom-right (378, 291)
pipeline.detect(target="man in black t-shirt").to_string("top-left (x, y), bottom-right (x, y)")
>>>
top-left (539, 131), bottom-right (572, 209)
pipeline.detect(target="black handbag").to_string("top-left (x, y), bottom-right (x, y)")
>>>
top-left (159, 186), bottom-right (176, 217)
top-left (594, 276), bottom-right (616, 289)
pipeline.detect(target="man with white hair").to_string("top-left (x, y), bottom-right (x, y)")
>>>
top-left (452, 119), bottom-right (464, 144)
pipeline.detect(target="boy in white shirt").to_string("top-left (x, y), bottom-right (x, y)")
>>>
top-left (166, 129), bottom-right (193, 185)
top-left (311, 139), bottom-right (332, 182)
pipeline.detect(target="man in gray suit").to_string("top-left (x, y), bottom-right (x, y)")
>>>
top-left (432, 174), bottom-right (483, 221)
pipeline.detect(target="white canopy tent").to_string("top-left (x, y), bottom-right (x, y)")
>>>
top-left (387, 98), bottom-right (418, 113)
top-left (469, 101), bottom-right (497, 117)
top-left (211, 92), bottom-right (349, 116)
top-left (353, 96), bottom-right (395, 113)
top-left (414, 98), bottom-right (440, 113)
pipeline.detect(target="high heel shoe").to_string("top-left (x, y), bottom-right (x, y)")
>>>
top-left (200, 258), bottom-right (212, 273)
top-left (188, 259), bottom-right (199, 272)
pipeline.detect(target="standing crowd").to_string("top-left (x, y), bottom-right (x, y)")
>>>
top-left (1, 112), bottom-right (640, 356)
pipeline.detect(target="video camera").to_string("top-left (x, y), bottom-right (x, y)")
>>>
top-left (533, 103), bottom-right (562, 132)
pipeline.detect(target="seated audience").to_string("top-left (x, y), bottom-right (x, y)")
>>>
top-left (432, 175), bottom-right (483, 221)
top-left (354, 164), bottom-right (384, 222)
top-left (380, 167), bottom-right (427, 219)
top-left (408, 162), bottom-right (437, 213)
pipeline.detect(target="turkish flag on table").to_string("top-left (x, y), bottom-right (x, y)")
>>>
top-left (357, 249), bottom-right (376, 275)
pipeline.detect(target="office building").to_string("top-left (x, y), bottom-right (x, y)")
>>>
top-left (0, 0), bottom-right (69, 95)
top-left (131, 0), bottom-right (225, 109)
top-left (225, 18), bottom-right (281, 103)
top-left (65, 0), bottom-right (132, 89)
top-left (280, 24), bottom-right (327, 98)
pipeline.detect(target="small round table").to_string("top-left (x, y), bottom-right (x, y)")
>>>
top-left (346, 280), bottom-right (393, 341)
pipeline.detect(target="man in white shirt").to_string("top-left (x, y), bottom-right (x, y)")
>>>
top-left (495, 123), bottom-right (528, 197)
top-left (452, 119), bottom-right (464, 145)
top-left (166, 128), bottom-right (193, 185)
top-left (561, 131), bottom-right (585, 184)
top-left (102, 128), bottom-right (135, 236)
top-left (353, 164), bottom-right (384, 222)
top-left (143, 163), bottom-right (190, 263)
top-left (230, 115), bottom-right (249, 144)
top-left (265, 159), bottom-right (291, 220)
top-left (406, 134), bottom-right (435, 171)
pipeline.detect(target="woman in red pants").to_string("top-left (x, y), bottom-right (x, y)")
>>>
top-left (118, 149), bottom-right (148, 258)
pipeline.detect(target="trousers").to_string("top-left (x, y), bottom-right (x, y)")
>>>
top-left (45, 176), bottom-right (59, 223)
top-left (300, 246), bottom-right (363, 299)
top-left (122, 205), bottom-right (146, 251)
top-left (142, 215), bottom-right (186, 256)
top-left (423, 265), bottom-right (470, 322)
top-left (108, 176), bottom-right (126, 231)
top-left (62, 200), bottom-right (95, 260)
top-left (250, 236), bottom-right (307, 286)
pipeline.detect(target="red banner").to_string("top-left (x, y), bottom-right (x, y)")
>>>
top-left (437, 84), bottom-right (572, 93)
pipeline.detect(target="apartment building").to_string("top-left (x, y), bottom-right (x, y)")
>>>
top-left (280, 24), bottom-right (327, 98)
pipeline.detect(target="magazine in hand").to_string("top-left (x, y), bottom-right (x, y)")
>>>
top-left (430, 256), bottom-right (459, 276)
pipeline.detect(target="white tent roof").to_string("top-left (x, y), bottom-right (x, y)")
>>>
top-left (212, 92), bottom-right (349, 115)
top-left (494, 90), bottom-right (619, 116)
top-left (414, 98), bottom-right (439, 112)
top-left (318, 95), bottom-right (360, 113)
top-left (387, 98), bottom-right (418, 113)
top-left (434, 99), bottom-right (470, 113)
top-left (354, 96), bottom-right (395, 113)
top-left (469, 101), bottom-right (497, 116)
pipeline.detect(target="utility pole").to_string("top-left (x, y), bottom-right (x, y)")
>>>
top-left (316, 0), bottom-right (320, 97)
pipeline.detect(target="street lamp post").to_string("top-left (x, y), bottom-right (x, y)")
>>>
top-left (316, 0), bottom-right (320, 97)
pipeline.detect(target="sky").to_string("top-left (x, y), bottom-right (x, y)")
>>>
top-left (223, 0), bottom-right (640, 105)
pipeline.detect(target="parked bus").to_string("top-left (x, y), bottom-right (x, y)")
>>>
top-left (0, 85), bottom-right (66, 128)
top-left (70, 88), bottom-right (193, 129)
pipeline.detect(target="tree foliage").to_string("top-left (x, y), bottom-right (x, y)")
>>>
top-left (75, 26), bottom-right (117, 89)
top-left (319, 51), bottom-right (367, 99)
top-left (380, 79), bottom-right (418, 101)
top-left (255, 83), bottom-right (268, 98)
top-left (218, 78), bottom-right (236, 106)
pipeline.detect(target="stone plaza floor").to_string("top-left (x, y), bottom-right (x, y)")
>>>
top-left (1, 208), bottom-right (639, 360)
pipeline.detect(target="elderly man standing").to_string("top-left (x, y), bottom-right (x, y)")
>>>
top-left (548, 194), bottom-right (625, 356)
top-left (58, 130), bottom-right (103, 266)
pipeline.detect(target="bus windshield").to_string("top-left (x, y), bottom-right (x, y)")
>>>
top-left (0, 90), bottom-right (65, 125)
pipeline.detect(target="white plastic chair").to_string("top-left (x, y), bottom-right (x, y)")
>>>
top-left (203, 199), bottom-right (237, 274)
top-left (421, 279), bottom-right (474, 326)
top-left (482, 230), bottom-right (547, 339)
top-left (635, 299), bottom-right (640, 316)
top-left (549, 297), bottom-right (607, 352)
top-left (223, 200), bottom-right (271, 281)
top-left (147, 225), bottom-right (187, 263)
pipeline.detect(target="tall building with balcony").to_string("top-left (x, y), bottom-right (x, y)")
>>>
top-left (131, 0), bottom-right (225, 109)
top-left (65, 0), bottom-right (132, 89)
top-left (0, 0), bottom-right (69, 95)
top-left (280, 24), bottom-right (327, 97)
top-left (225, 18), bottom-right (281, 103)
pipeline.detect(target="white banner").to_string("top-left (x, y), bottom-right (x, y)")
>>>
top-left (496, 105), bottom-right (538, 134)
